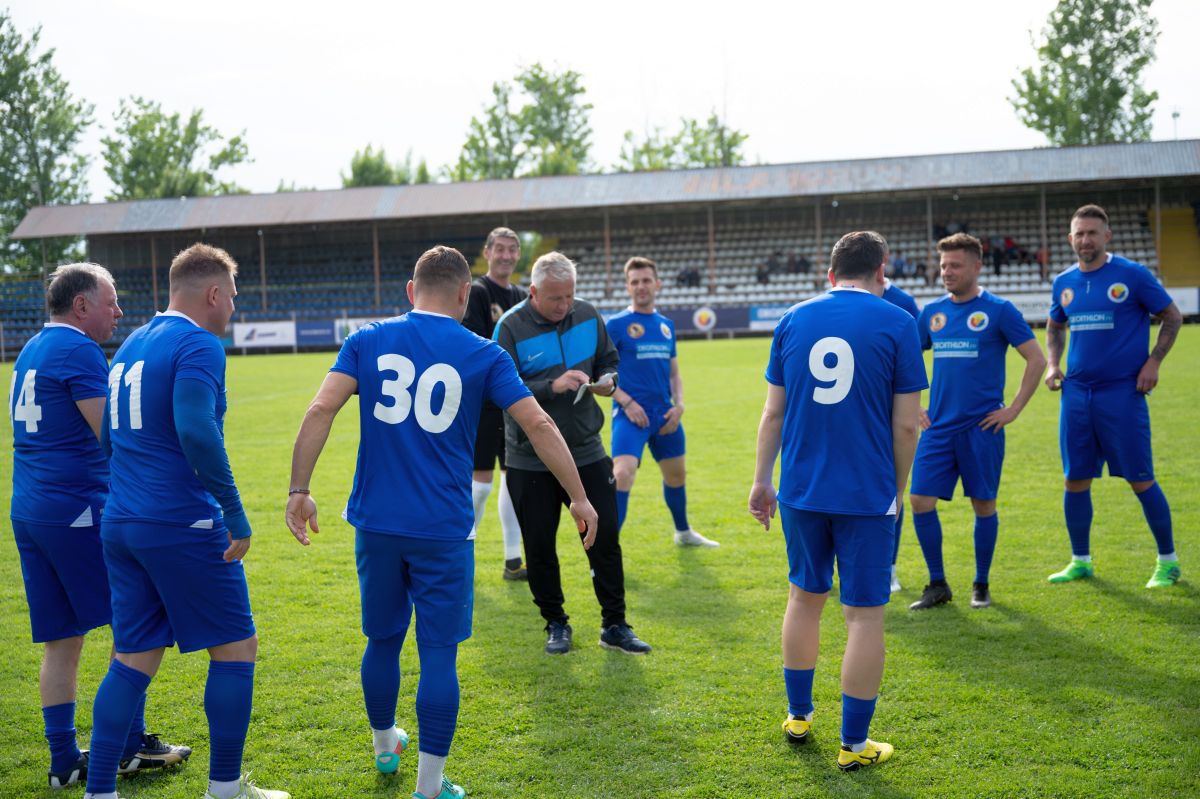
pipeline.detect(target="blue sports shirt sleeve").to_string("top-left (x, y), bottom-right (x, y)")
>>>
top-left (330, 329), bottom-right (362, 380)
top-left (764, 318), bottom-right (786, 386)
top-left (65, 343), bottom-right (109, 400)
top-left (1048, 282), bottom-right (1068, 324)
top-left (916, 306), bottom-right (932, 350)
top-left (173, 378), bottom-right (250, 539)
top-left (1135, 267), bottom-right (1174, 316)
top-left (893, 318), bottom-right (929, 393)
top-left (1000, 301), bottom-right (1036, 347)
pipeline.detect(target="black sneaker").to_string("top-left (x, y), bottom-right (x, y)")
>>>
top-left (118, 732), bottom-right (192, 773)
top-left (599, 624), bottom-right (652, 655)
top-left (908, 580), bottom-right (952, 610)
top-left (503, 560), bottom-right (528, 581)
top-left (970, 582), bottom-right (992, 609)
top-left (544, 620), bottom-right (572, 655)
top-left (48, 750), bottom-right (87, 789)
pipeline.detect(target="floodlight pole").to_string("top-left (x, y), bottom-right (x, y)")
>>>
top-left (926, 196), bottom-right (934, 269)
top-left (1039, 187), bottom-right (1048, 273)
top-left (814, 202), bottom-right (822, 275)
top-left (258, 230), bottom-right (268, 311)
top-left (707, 205), bottom-right (716, 293)
top-left (373, 223), bottom-right (382, 309)
top-left (603, 211), bottom-right (613, 299)
top-left (1154, 179), bottom-right (1162, 272)
top-left (150, 236), bottom-right (160, 311)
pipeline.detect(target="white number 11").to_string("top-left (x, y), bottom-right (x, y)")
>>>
top-left (109, 360), bottom-right (145, 429)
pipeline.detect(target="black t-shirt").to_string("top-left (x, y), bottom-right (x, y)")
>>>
top-left (463, 275), bottom-right (527, 340)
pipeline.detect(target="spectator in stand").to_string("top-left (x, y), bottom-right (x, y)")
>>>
top-left (796, 253), bottom-right (812, 274)
top-left (767, 252), bottom-right (784, 275)
top-left (890, 250), bottom-right (910, 278)
top-left (756, 263), bottom-right (771, 285)
top-left (990, 235), bottom-right (1006, 276)
top-left (1037, 245), bottom-right (1051, 283)
top-left (786, 253), bottom-right (798, 274)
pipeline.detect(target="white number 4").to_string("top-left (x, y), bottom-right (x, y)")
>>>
top-left (109, 360), bottom-right (145, 429)
top-left (10, 370), bottom-right (43, 432)
top-left (808, 337), bottom-right (855, 405)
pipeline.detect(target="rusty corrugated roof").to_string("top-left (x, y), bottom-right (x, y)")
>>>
top-left (12, 140), bottom-right (1200, 240)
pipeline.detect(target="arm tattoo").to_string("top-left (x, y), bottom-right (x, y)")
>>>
top-left (1046, 322), bottom-right (1066, 365)
top-left (1150, 309), bottom-right (1182, 362)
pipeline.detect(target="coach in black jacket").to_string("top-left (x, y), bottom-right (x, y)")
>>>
top-left (494, 251), bottom-right (652, 656)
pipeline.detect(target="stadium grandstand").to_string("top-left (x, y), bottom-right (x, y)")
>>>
top-left (4, 139), bottom-right (1199, 357)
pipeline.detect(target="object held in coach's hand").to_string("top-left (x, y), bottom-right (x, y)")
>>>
top-left (574, 372), bottom-right (614, 404)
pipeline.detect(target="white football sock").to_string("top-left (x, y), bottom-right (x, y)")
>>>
top-left (373, 725), bottom-right (401, 755)
top-left (415, 751), bottom-right (447, 798)
top-left (1073, 554), bottom-right (1092, 562)
top-left (1159, 552), bottom-right (1177, 562)
top-left (84, 794), bottom-right (118, 799)
top-left (498, 472), bottom-right (522, 560)
top-left (207, 779), bottom-right (241, 799)
top-left (471, 480), bottom-right (492, 533)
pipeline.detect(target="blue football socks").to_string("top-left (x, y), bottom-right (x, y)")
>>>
top-left (615, 489), bottom-right (630, 531)
top-left (205, 660), bottom-right (255, 783)
top-left (415, 643), bottom-right (459, 758)
top-left (361, 633), bottom-right (404, 731)
top-left (783, 667), bottom-right (815, 717)
top-left (1135, 483), bottom-right (1175, 557)
top-left (86, 660), bottom-right (151, 795)
top-left (43, 701), bottom-right (80, 773)
top-left (912, 509), bottom-right (945, 582)
top-left (974, 513), bottom-right (999, 584)
top-left (841, 693), bottom-right (878, 747)
top-left (121, 691), bottom-right (148, 759)
top-left (662, 483), bottom-right (690, 532)
top-left (1064, 490), bottom-right (1093, 558)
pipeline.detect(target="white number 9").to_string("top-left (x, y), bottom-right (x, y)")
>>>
top-left (808, 337), bottom-right (855, 405)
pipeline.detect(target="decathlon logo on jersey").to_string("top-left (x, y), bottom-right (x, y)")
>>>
top-left (1107, 283), bottom-right (1130, 303)
top-left (933, 339), bottom-right (979, 359)
top-left (966, 312), bottom-right (989, 332)
top-left (636, 343), bottom-right (672, 360)
top-left (1069, 311), bottom-right (1114, 331)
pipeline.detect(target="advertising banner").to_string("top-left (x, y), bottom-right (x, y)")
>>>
top-left (296, 320), bottom-right (336, 346)
top-left (232, 320), bottom-right (297, 348)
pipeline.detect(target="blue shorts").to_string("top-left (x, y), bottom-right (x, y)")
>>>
top-left (779, 505), bottom-right (893, 607)
top-left (610, 407), bottom-right (686, 463)
top-left (356, 529), bottom-right (474, 647)
top-left (13, 520), bottom-right (112, 643)
top-left (911, 425), bottom-right (1005, 501)
top-left (101, 521), bottom-right (256, 654)
top-left (1060, 381), bottom-right (1154, 482)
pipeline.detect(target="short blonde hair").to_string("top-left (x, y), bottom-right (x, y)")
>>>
top-left (169, 243), bottom-right (238, 292)
top-left (531, 251), bottom-right (576, 288)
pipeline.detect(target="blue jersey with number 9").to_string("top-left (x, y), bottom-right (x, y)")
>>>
top-left (766, 288), bottom-right (927, 516)
top-left (331, 311), bottom-right (531, 540)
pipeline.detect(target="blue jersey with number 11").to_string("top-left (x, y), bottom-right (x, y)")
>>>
top-left (766, 288), bottom-right (927, 516)
top-left (332, 311), bottom-right (531, 540)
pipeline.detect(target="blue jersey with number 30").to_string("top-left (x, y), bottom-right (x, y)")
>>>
top-left (104, 312), bottom-right (230, 531)
top-left (331, 311), bottom-right (531, 540)
top-left (10, 324), bottom-right (109, 526)
top-left (766, 288), bottom-right (927, 516)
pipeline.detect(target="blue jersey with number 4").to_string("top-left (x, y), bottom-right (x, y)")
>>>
top-left (605, 309), bottom-right (676, 409)
top-left (331, 311), bottom-right (531, 540)
top-left (918, 291), bottom-right (1035, 434)
top-left (104, 312), bottom-right (230, 530)
top-left (1049, 254), bottom-right (1173, 388)
top-left (10, 324), bottom-right (109, 526)
top-left (766, 288), bottom-right (927, 516)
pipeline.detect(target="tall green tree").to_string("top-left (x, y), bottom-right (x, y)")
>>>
top-left (616, 113), bottom-right (748, 172)
top-left (1011, 0), bottom-right (1159, 146)
top-left (102, 97), bottom-right (249, 200)
top-left (449, 64), bottom-right (593, 180)
top-left (0, 11), bottom-right (93, 273)
top-left (343, 144), bottom-right (395, 187)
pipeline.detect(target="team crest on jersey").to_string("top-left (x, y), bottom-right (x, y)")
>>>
top-left (660, 322), bottom-right (672, 339)
top-left (490, 303), bottom-right (503, 322)
top-left (627, 322), bottom-right (645, 339)
top-left (1107, 283), bottom-right (1129, 303)
top-left (1060, 288), bottom-right (1074, 307)
top-left (929, 312), bottom-right (947, 333)
top-left (967, 312), bottom-right (989, 332)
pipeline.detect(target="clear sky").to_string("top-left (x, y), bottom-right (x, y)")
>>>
top-left (8, 0), bottom-right (1198, 201)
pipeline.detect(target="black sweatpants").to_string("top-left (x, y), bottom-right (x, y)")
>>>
top-left (506, 458), bottom-right (626, 628)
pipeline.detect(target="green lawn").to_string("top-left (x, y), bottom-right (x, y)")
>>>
top-left (1, 330), bottom-right (1198, 798)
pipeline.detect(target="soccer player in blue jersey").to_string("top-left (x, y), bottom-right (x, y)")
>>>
top-left (285, 246), bottom-right (597, 799)
top-left (10, 264), bottom-right (190, 789)
top-left (881, 271), bottom-right (919, 593)
top-left (85, 245), bottom-right (287, 799)
top-left (1045, 204), bottom-right (1183, 588)
top-left (607, 256), bottom-right (717, 547)
top-left (907, 234), bottom-right (1046, 611)
top-left (749, 231), bottom-right (926, 771)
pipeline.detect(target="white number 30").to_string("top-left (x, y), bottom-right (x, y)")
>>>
top-left (808, 337), bottom-right (855, 405)
top-left (374, 354), bottom-right (462, 433)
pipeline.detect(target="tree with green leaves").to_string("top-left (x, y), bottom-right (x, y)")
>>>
top-left (450, 64), bottom-right (593, 180)
top-left (616, 112), bottom-right (748, 172)
top-left (1011, 0), bottom-right (1159, 146)
top-left (0, 11), bottom-right (93, 273)
top-left (344, 146), bottom-right (433, 187)
top-left (102, 97), bottom-right (249, 200)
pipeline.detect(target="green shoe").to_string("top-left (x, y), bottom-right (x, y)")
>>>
top-left (1048, 559), bottom-right (1094, 583)
top-left (1146, 560), bottom-right (1181, 588)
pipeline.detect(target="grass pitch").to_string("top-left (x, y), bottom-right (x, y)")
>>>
top-left (1, 329), bottom-right (1198, 798)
